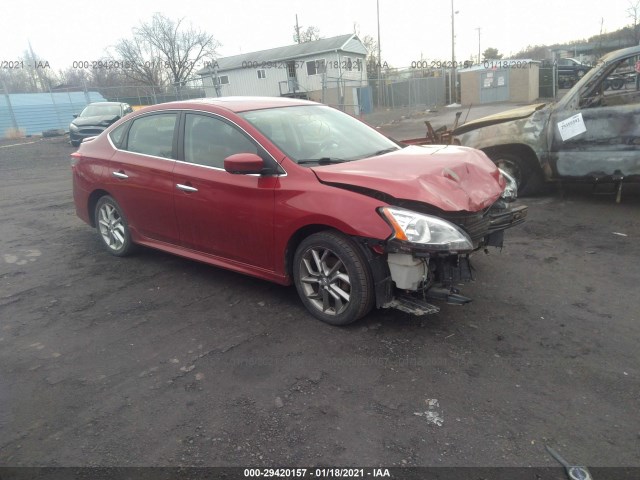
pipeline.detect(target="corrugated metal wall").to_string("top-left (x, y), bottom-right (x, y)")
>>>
top-left (0, 91), bottom-right (106, 137)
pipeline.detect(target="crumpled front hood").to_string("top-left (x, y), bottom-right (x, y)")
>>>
top-left (310, 145), bottom-right (505, 212)
top-left (453, 103), bottom-right (548, 135)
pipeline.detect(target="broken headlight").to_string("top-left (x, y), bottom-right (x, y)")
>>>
top-left (379, 206), bottom-right (473, 252)
top-left (499, 168), bottom-right (518, 201)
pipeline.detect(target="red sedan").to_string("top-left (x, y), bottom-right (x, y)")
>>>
top-left (72, 97), bottom-right (527, 325)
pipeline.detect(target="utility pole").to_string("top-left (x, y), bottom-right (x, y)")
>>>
top-left (476, 27), bottom-right (481, 64)
top-left (295, 14), bottom-right (301, 44)
top-left (377, 0), bottom-right (382, 107)
top-left (450, 0), bottom-right (458, 104)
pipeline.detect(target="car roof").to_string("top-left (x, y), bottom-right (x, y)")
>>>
top-left (133, 96), bottom-right (318, 115)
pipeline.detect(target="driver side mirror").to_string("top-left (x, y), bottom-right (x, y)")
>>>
top-left (224, 153), bottom-right (264, 174)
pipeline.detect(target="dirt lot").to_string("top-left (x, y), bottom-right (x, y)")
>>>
top-left (1, 135), bottom-right (639, 470)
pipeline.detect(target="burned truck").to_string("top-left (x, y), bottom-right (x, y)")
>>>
top-left (453, 45), bottom-right (640, 199)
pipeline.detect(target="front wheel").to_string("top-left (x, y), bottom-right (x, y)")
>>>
top-left (293, 231), bottom-right (374, 326)
top-left (95, 195), bottom-right (135, 256)
top-left (491, 153), bottom-right (543, 196)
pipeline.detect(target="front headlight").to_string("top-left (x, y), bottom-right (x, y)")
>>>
top-left (69, 123), bottom-right (79, 132)
top-left (379, 206), bottom-right (473, 252)
top-left (499, 168), bottom-right (518, 201)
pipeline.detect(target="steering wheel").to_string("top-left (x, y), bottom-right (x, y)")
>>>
top-left (582, 94), bottom-right (602, 108)
top-left (315, 140), bottom-right (340, 157)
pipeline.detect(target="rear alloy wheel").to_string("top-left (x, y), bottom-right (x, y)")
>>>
top-left (95, 195), bottom-right (135, 257)
top-left (293, 232), bottom-right (374, 326)
top-left (492, 153), bottom-right (542, 196)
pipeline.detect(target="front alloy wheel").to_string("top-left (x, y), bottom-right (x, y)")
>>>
top-left (95, 195), bottom-right (134, 256)
top-left (293, 232), bottom-right (374, 326)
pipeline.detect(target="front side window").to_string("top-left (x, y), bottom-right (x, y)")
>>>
top-left (125, 113), bottom-right (177, 158)
top-left (184, 114), bottom-right (258, 169)
top-left (579, 55), bottom-right (640, 109)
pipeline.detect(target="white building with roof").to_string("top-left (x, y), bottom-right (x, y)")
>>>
top-left (197, 34), bottom-right (371, 114)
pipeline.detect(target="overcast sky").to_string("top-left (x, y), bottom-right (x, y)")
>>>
top-left (1, 0), bottom-right (636, 72)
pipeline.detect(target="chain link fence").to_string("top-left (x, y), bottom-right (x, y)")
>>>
top-left (2, 72), bottom-right (453, 138)
top-left (367, 67), bottom-right (451, 110)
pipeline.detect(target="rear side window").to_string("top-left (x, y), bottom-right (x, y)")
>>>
top-left (109, 123), bottom-right (128, 148)
top-left (125, 113), bottom-right (177, 159)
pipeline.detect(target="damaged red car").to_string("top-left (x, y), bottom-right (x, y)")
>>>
top-left (72, 97), bottom-right (527, 325)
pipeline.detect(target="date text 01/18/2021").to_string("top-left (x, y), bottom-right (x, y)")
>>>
top-left (243, 468), bottom-right (391, 478)
top-left (240, 59), bottom-right (364, 70)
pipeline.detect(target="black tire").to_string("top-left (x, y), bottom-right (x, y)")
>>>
top-left (94, 195), bottom-right (135, 257)
top-left (70, 140), bottom-right (80, 147)
top-left (610, 78), bottom-right (624, 90)
top-left (293, 231), bottom-right (374, 326)
top-left (490, 152), bottom-right (543, 196)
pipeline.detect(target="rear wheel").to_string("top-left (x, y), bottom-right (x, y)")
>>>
top-left (491, 152), bottom-right (543, 196)
top-left (95, 195), bottom-right (135, 256)
top-left (293, 231), bottom-right (374, 326)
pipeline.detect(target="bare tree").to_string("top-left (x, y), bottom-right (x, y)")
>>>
top-left (627, 0), bottom-right (640, 45)
top-left (294, 25), bottom-right (321, 43)
top-left (361, 35), bottom-right (379, 69)
top-left (112, 35), bottom-right (166, 86)
top-left (136, 13), bottom-right (220, 85)
top-left (58, 61), bottom-right (133, 91)
top-left (4, 48), bottom-right (61, 92)
top-left (0, 65), bottom-right (38, 93)
top-left (352, 24), bottom-right (380, 72)
top-left (111, 13), bottom-right (220, 87)
top-left (56, 67), bottom-right (92, 88)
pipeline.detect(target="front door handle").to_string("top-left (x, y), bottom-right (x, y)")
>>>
top-left (176, 183), bottom-right (198, 193)
top-left (112, 171), bottom-right (129, 179)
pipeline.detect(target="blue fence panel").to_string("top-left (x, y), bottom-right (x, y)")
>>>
top-left (1, 91), bottom-right (107, 137)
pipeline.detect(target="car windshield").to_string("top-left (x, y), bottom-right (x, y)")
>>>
top-left (80, 104), bottom-right (121, 117)
top-left (239, 105), bottom-right (400, 164)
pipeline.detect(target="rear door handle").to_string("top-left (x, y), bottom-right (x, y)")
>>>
top-left (112, 171), bottom-right (129, 179)
top-left (176, 183), bottom-right (198, 193)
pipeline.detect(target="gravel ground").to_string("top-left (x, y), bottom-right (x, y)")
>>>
top-left (0, 134), bottom-right (639, 470)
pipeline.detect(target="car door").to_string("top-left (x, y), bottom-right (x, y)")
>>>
top-left (173, 112), bottom-right (278, 270)
top-left (549, 55), bottom-right (640, 180)
top-left (107, 112), bottom-right (180, 244)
